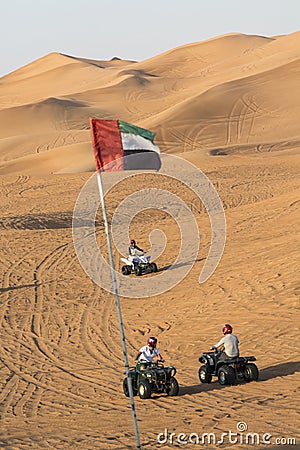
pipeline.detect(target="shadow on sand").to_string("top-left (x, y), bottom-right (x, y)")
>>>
top-left (0, 283), bottom-right (39, 293)
top-left (259, 361), bottom-right (300, 381)
top-left (157, 258), bottom-right (205, 272)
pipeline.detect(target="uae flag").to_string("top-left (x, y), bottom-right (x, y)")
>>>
top-left (90, 119), bottom-right (161, 171)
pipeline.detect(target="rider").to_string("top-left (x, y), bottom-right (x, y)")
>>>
top-left (128, 239), bottom-right (144, 263)
top-left (136, 336), bottom-right (164, 369)
top-left (211, 324), bottom-right (239, 360)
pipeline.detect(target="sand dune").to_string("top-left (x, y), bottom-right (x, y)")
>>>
top-left (146, 58), bottom-right (300, 153)
top-left (1, 32), bottom-right (300, 174)
top-left (0, 32), bottom-right (299, 449)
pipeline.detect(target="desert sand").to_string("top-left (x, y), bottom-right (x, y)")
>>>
top-left (0, 32), bottom-right (299, 449)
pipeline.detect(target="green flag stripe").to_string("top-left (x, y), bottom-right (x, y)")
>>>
top-left (118, 120), bottom-right (155, 143)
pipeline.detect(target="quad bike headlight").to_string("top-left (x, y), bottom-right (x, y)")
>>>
top-left (169, 367), bottom-right (176, 377)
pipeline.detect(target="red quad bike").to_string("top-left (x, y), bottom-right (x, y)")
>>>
top-left (198, 351), bottom-right (259, 386)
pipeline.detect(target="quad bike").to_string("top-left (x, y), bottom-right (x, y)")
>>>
top-left (198, 351), bottom-right (259, 386)
top-left (121, 253), bottom-right (158, 276)
top-left (123, 360), bottom-right (179, 399)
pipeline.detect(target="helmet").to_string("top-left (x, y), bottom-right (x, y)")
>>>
top-left (223, 324), bottom-right (233, 335)
top-left (130, 239), bottom-right (136, 245)
top-left (147, 336), bottom-right (157, 347)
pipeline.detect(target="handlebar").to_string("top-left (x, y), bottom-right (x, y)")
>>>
top-left (137, 360), bottom-right (165, 366)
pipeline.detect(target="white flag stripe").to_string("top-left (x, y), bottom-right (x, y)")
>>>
top-left (121, 133), bottom-right (160, 154)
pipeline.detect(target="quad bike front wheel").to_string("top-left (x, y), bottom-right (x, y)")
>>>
top-left (123, 377), bottom-right (137, 397)
top-left (198, 365), bottom-right (212, 383)
top-left (218, 366), bottom-right (236, 385)
top-left (138, 380), bottom-right (152, 399)
top-left (134, 265), bottom-right (142, 276)
top-left (166, 377), bottom-right (179, 396)
top-left (122, 265), bottom-right (131, 275)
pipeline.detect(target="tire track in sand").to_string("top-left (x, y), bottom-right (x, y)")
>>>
top-left (0, 241), bottom-right (126, 420)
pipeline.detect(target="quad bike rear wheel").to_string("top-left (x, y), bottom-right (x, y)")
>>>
top-left (218, 366), bottom-right (236, 385)
top-left (150, 262), bottom-right (158, 273)
top-left (243, 363), bottom-right (259, 382)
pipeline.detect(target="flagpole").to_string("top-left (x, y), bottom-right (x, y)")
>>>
top-left (96, 169), bottom-right (141, 450)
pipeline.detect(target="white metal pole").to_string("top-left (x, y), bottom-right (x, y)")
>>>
top-left (96, 170), bottom-right (141, 450)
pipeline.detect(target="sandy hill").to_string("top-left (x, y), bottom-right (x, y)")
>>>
top-left (0, 32), bottom-right (299, 449)
top-left (0, 31), bottom-right (300, 174)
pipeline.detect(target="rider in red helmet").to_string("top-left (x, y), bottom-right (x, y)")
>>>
top-left (136, 336), bottom-right (164, 369)
top-left (128, 239), bottom-right (144, 262)
top-left (223, 324), bottom-right (233, 335)
top-left (211, 324), bottom-right (239, 360)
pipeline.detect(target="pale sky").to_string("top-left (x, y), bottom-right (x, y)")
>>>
top-left (1, 0), bottom-right (299, 77)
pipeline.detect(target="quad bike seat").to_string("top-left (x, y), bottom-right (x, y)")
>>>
top-left (222, 355), bottom-right (256, 364)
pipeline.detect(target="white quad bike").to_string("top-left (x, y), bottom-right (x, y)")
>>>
top-left (121, 253), bottom-right (158, 276)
